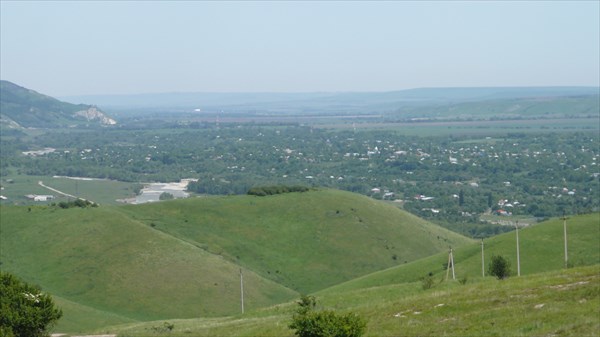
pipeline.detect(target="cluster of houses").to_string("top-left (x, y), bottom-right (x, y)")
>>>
top-left (370, 187), bottom-right (395, 199)
top-left (495, 198), bottom-right (526, 216)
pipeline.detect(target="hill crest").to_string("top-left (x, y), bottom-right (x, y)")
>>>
top-left (0, 80), bottom-right (116, 128)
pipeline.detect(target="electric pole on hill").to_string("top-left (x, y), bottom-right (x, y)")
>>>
top-left (240, 268), bottom-right (244, 314)
top-left (445, 247), bottom-right (456, 281)
top-left (481, 238), bottom-right (485, 277)
top-left (563, 212), bottom-right (569, 268)
top-left (515, 220), bottom-right (521, 277)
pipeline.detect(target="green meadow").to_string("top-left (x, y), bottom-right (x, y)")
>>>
top-left (97, 213), bottom-right (599, 337)
top-left (119, 189), bottom-right (473, 293)
top-left (0, 174), bottom-right (138, 205)
top-left (98, 265), bottom-right (600, 337)
top-left (0, 189), bottom-right (471, 333)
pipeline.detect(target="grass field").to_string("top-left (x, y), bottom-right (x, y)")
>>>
top-left (0, 205), bottom-right (298, 327)
top-left (1, 193), bottom-right (598, 336)
top-left (118, 189), bottom-right (473, 293)
top-left (94, 264), bottom-right (600, 337)
top-left (320, 213), bottom-right (600, 294)
top-left (0, 189), bottom-right (471, 333)
top-left (0, 174), bottom-right (138, 205)
top-left (318, 117), bottom-right (600, 136)
top-left (92, 213), bottom-right (599, 337)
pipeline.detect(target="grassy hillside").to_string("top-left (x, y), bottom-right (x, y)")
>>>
top-left (118, 189), bottom-right (473, 293)
top-left (0, 188), bottom-right (471, 332)
top-left (98, 265), bottom-right (600, 337)
top-left (321, 213), bottom-right (600, 294)
top-left (52, 295), bottom-right (137, 333)
top-left (95, 213), bottom-right (600, 337)
top-left (0, 205), bottom-right (298, 325)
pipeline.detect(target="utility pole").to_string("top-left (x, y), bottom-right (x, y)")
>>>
top-left (515, 221), bottom-right (521, 277)
top-left (481, 238), bottom-right (485, 277)
top-left (563, 212), bottom-right (569, 268)
top-left (240, 268), bottom-right (244, 314)
top-left (445, 247), bottom-right (456, 281)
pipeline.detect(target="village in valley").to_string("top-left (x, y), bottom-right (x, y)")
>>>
top-left (2, 124), bottom-right (597, 237)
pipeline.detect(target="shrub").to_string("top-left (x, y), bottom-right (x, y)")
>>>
top-left (159, 192), bottom-right (174, 200)
top-left (421, 274), bottom-right (434, 290)
top-left (289, 295), bottom-right (366, 337)
top-left (488, 255), bottom-right (511, 280)
top-left (248, 185), bottom-right (310, 196)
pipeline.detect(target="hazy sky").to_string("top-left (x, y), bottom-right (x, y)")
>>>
top-left (1, 1), bottom-right (598, 96)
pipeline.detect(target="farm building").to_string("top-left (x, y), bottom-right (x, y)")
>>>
top-left (25, 194), bottom-right (54, 202)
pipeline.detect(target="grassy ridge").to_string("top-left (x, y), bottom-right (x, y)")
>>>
top-left (321, 213), bottom-right (600, 294)
top-left (119, 189), bottom-right (473, 293)
top-left (0, 205), bottom-right (297, 326)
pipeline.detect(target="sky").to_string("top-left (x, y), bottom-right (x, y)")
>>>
top-left (1, 1), bottom-right (599, 97)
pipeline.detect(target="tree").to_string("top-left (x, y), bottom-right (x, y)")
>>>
top-left (289, 295), bottom-right (366, 337)
top-left (0, 272), bottom-right (62, 337)
top-left (488, 255), bottom-right (511, 280)
top-left (159, 192), bottom-right (174, 200)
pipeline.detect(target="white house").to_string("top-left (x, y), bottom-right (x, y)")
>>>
top-left (25, 194), bottom-right (54, 202)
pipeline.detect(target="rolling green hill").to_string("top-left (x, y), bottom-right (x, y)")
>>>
top-left (95, 213), bottom-right (600, 337)
top-left (0, 80), bottom-right (115, 128)
top-left (320, 213), bottom-right (599, 294)
top-left (96, 265), bottom-right (600, 337)
top-left (0, 205), bottom-right (297, 324)
top-left (0, 188), bottom-right (471, 332)
top-left (118, 189), bottom-right (473, 293)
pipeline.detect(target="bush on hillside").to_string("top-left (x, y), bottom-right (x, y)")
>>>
top-left (247, 185), bottom-right (310, 196)
top-left (421, 273), bottom-right (434, 290)
top-left (0, 272), bottom-right (62, 337)
top-left (489, 255), bottom-right (511, 280)
top-left (289, 295), bottom-right (366, 337)
top-left (54, 199), bottom-right (97, 209)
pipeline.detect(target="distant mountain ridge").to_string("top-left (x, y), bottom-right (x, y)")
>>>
top-left (0, 80), bottom-right (116, 128)
top-left (60, 86), bottom-right (599, 110)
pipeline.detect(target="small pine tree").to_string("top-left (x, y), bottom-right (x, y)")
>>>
top-left (488, 255), bottom-right (511, 280)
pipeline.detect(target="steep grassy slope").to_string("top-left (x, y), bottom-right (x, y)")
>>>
top-left (0, 206), bottom-right (298, 324)
top-left (118, 189), bottom-right (473, 293)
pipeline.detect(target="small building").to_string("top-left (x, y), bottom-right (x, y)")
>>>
top-left (383, 192), bottom-right (395, 199)
top-left (25, 194), bottom-right (54, 202)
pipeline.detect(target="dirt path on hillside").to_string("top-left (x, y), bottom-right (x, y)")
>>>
top-left (38, 180), bottom-right (94, 203)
